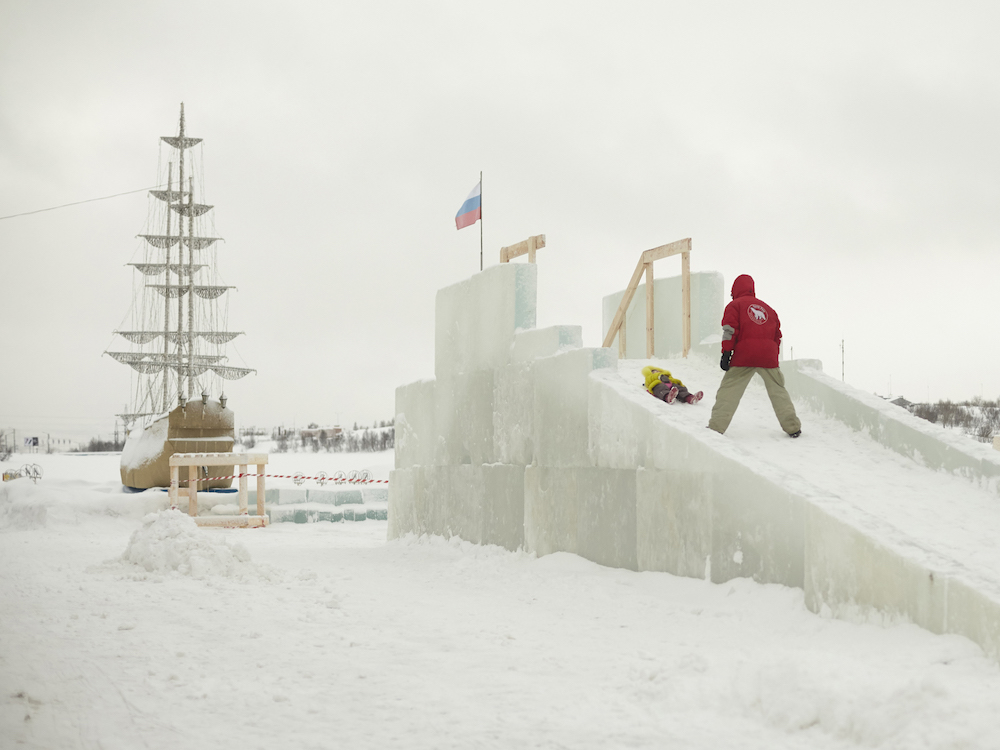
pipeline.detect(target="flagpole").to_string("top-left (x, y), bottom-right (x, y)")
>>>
top-left (479, 170), bottom-right (483, 272)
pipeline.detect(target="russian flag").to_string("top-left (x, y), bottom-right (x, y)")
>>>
top-left (455, 181), bottom-right (481, 230)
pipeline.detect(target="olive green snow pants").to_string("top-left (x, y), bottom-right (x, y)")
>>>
top-left (708, 366), bottom-right (801, 435)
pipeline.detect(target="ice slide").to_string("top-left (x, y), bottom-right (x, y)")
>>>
top-left (389, 262), bottom-right (1000, 659)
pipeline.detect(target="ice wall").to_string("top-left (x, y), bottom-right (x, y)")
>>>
top-left (784, 361), bottom-right (1000, 486)
top-left (591, 363), bottom-right (1000, 656)
top-left (391, 262), bottom-right (616, 553)
top-left (435, 263), bottom-right (538, 378)
top-left (390, 263), bottom-right (1000, 660)
top-left (602, 271), bottom-right (724, 357)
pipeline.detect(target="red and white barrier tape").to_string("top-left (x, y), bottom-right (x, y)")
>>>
top-left (173, 472), bottom-right (388, 486)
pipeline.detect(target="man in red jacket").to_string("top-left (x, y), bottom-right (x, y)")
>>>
top-left (708, 274), bottom-right (802, 437)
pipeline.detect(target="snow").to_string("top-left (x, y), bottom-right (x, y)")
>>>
top-left (120, 412), bottom-right (169, 471)
top-left (3, 450), bottom-right (1000, 748)
top-left (116, 509), bottom-right (257, 579)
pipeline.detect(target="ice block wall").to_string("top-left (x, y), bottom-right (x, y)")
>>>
top-left (391, 261), bottom-right (622, 556)
top-left (393, 262), bottom-right (595, 551)
top-left (389, 263), bottom-right (1000, 660)
top-left (601, 271), bottom-right (725, 358)
top-left (390, 261), bottom-right (822, 576)
top-left (784, 361), bottom-right (1000, 482)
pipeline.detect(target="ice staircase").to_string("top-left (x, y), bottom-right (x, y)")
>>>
top-left (389, 262), bottom-right (1000, 660)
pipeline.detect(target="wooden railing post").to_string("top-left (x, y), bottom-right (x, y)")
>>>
top-left (602, 255), bottom-right (647, 353)
top-left (239, 463), bottom-right (248, 515)
top-left (257, 462), bottom-right (266, 518)
top-left (169, 464), bottom-right (178, 507)
top-left (188, 465), bottom-right (198, 517)
top-left (645, 262), bottom-right (654, 358)
top-left (681, 250), bottom-right (691, 357)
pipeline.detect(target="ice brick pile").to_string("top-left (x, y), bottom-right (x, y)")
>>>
top-left (184, 484), bottom-right (389, 525)
top-left (247, 486), bottom-right (388, 524)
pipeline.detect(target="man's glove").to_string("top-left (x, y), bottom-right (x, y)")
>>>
top-left (721, 351), bottom-right (733, 371)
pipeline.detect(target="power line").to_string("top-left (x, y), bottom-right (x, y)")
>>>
top-left (0, 184), bottom-right (165, 221)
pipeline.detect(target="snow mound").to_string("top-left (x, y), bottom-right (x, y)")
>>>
top-left (0, 480), bottom-right (47, 530)
top-left (120, 509), bottom-right (259, 579)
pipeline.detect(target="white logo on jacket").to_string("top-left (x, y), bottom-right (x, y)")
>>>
top-left (748, 304), bottom-right (768, 324)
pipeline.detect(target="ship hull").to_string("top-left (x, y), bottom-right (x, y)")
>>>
top-left (121, 400), bottom-right (236, 490)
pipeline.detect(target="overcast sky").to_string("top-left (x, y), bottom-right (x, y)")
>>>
top-left (2, 1), bottom-right (999, 442)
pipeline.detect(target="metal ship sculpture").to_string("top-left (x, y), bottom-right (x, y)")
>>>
top-left (106, 104), bottom-right (254, 490)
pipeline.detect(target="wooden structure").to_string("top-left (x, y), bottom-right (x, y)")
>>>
top-left (168, 452), bottom-right (269, 528)
top-left (121, 400), bottom-right (236, 490)
top-left (602, 238), bottom-right (691, 359)
top-left (500, 234), bottom-right (545, 264)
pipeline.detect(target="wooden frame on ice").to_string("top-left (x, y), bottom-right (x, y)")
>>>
top-left (500, 234), bottom-right (545, 264)
top-left (602, 238), bottom-right (692, 359)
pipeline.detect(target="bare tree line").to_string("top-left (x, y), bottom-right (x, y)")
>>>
top-left (911, 398), bottom-right (1000, 443)
top-left (262, 420), bottom-right (395, 454)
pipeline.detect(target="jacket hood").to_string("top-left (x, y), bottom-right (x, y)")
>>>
top-left (731, 274), bottom-right (755, 299)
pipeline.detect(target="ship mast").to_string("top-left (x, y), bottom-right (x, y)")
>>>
top-left (177, 103), bottom-right (187, 406)
top-left (106, 103), bottom-right (256, 428)
top-left (187, 175), bottom-right (196, 401)
top-left (162, 163), bottom-right (173, 413)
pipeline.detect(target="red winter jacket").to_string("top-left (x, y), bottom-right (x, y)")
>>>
top-left (721, 275), bottom-right (781, 368)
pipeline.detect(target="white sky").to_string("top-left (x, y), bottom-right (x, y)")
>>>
top-left (2, 1), bottom-right (999, 442)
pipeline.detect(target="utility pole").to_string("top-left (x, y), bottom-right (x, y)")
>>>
top-left (841, 339), bottom-right (845, 382)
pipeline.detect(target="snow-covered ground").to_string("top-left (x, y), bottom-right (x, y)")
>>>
top-left (3, 446), bottom-right (1000, 748)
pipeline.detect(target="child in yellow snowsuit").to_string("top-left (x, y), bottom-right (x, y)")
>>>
top-left (642, 366), bottom-right (703, 405)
